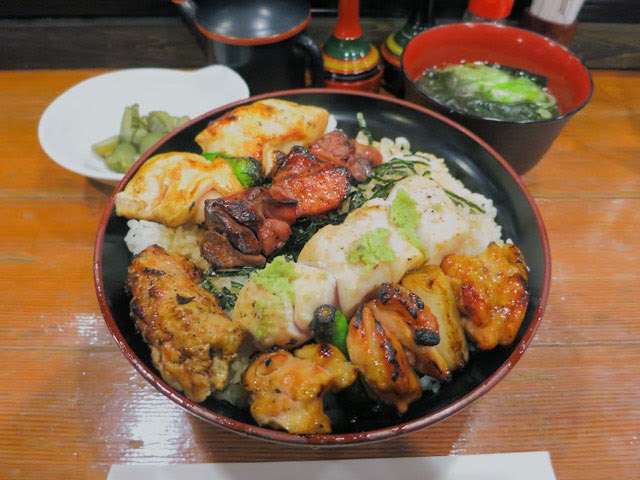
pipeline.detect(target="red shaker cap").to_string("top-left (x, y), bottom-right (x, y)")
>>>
top-left (467, 0), bottom-right (514, 19)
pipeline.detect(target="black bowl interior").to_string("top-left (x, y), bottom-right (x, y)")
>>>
top-left (96, 90), bottom-right (550, 444)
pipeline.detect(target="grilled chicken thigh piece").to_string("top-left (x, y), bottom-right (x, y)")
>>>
top-left (242, 349), bottom-right (334, 434)
top-left (195, 99), bottom-right (329, 175)
top-left (347, 303), bottom-right (422, 414)
top-left (367, 283), bottom-right (451, 380)
top-left (441, 242), bottom-right (529, 350)
top-left (401, 265), bottom-right (469, 380)
top-left (115, 152), bottom-right (244, 227)
top-left (294, 343), bottom-right (357, 393)
top-left (126, 245), bottom-right (245, 402)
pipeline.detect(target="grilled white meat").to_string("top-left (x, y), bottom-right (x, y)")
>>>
top-left (298, 199), bottom-right (424, 318)
top-left (115, 152), bottom-right (243, 227)
top-left (386, 176), bottom-right (473, 265)
top-left (232, 258), bottom-right (338, 350)
top-left (195, 99), bottom-right (329, 175)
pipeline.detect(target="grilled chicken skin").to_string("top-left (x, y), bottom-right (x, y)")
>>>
top-left (294, 343), bottom-right (357, 393)
top-left (401, 265), bottom-right (469, 380)
top-left (195, 99), bottom-right (329, 176)
top-left (347, 303), bottom-right (422, 414)
top-left (115, 152), bottom-right (244, 227)
top-left (242, 349), bottom-right (334, 434)
top-left (126, 245), bottom-right (245, 402)
top-left (441, 242), bottom-right (529, 350)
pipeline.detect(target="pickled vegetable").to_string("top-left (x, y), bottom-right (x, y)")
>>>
top-left (105, 142), bottom-right (138, 173)
top-left (91, 135), bottom-right (119, 157)
top-left (91, 104), bottom-right (190, 173)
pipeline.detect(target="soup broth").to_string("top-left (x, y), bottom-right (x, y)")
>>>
top-left (416, 62), bottom-right (560, 122)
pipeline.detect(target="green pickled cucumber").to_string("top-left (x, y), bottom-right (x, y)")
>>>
top-left (91, 135), bottom-right (119, 157)
top-left (138, 132), bottom-right (164, 153)
top-left (94, 104), bottom-right (190, 173)
top-left (119, 104), bottom-right (141, 143)
top-left (104, 142), bottom-right (138, 173)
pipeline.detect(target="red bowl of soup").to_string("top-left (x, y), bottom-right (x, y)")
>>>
top-left (402, 23), bottom-right (593, 174)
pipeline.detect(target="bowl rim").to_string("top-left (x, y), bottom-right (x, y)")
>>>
top-left (93, 88), bottom-right (551, 445)
top-left (400, 22), bottom-right (594, 125)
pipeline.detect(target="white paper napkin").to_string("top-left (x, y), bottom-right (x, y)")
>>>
top-left (108, 451), bottom-right (556, 480)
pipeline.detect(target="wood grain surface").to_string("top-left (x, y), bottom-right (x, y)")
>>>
top-left (0, 69), bottom-right (638, 479)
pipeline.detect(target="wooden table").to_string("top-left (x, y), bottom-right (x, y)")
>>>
top-left (1, 69), bottom-right (638, 479)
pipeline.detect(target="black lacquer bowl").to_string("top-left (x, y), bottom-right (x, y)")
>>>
top-left (94, 90), bottom-right (551, 445)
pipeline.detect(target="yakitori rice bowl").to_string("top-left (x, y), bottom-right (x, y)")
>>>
top-left (95, 90), bottom-right (550, 445)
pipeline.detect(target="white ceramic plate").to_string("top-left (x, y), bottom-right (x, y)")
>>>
top-left (38, 65), bottom-right (250, 185)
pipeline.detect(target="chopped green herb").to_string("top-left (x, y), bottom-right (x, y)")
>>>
top-left (356, 112), bottom-right (374, 145)
top-left (443, 188), bottom-right (485, 214)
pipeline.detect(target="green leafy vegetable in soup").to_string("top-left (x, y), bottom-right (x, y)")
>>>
top-left (416, 62), bottom-right (560, 122)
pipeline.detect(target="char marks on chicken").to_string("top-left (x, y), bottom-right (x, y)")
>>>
top-left (126, 245), bottom-right (245, 403)
top-left (201, 187), bottom-right (297, 269)
top-left (270, 146), bottom-right (351, 218)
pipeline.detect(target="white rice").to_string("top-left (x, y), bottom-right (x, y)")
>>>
top-left (124, 219), bottom-right (209, 270)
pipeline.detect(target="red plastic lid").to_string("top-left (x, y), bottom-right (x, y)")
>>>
top-left (467, 0), bottom-right (514, 19)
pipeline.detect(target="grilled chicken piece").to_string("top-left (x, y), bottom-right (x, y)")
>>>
top-left (270, 146), bottom-right (351, 218)
top-left (200, 187), bottom-right (298, 268)
top-left (373, 283), bottom-right (440, 346)
top-left (242, 349), bottom-right (334, 434)
top-left (126, 245), bottom-right (245, 402)
top-left (401, 265), bottom-right (469, 379)
top-left (298, 199), bottom-right (424, 318)
top-left (200, 230), bottom-right (266, 269)
top-left (294, 343), bottom-right (357, 393)
top-left (347, 303), bottom-right (422, 414)
top-left (200, 146), bottom-right (352, 268)
top-left (115, 152), bottom-right (244, 227)
top-left (441, 242), bottom-right (529, 350)
top-left (368, 282), bottom-right (454, 381)
top-left (308, 130), bottom-right (383, 182)
top-left (387, 176), bottom-right (477, 265)
top-left (195, 99), bottom-right (329, 175)
top-left (232, 258), bottom-right (338, 350)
